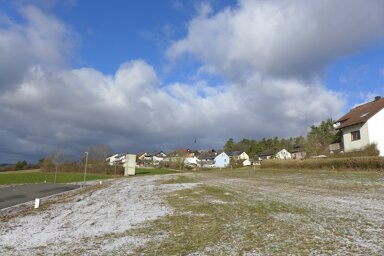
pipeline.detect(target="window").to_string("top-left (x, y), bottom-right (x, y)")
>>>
top-left (351, 130), bottom-right (361, 141)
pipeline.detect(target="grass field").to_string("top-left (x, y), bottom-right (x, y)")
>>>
top-left (135, 167), bottom-right (177, 176)
top-left (130, 168), bottom-right (384, 255)
top-left (0, 170), bottom-right (113, 185)
top-left (2, 168), bottom-right (384, 255)
top-left (0, 168), bottom-right (176, 185)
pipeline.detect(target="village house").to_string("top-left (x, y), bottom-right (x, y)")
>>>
top-left (184, 156), bottom-right (199, 166)
top-left (291, 145), bottom-right (306, 160)
top-left (136, 152), bottom-right (147, 161)
top-left (144, 151), bottom-right (167, 164)
top-left (226, 151), bottom-right (250, 161)
top-left (226, 151), bottom-right (251, 166)
top-left (214, 152), bottom-right (230, 168)
top-left (197, 149), bottom-right (217, 167)
top-left (275, 149), bottom-right (292, 160)
top-left (258, 149), bottom-right (275, 161)
top-left (106, 153), bottom-right (127, 166)
top-left (165, 148), bottom-right (195, 162)
top-left (334, 96), bottom-right (384, 156)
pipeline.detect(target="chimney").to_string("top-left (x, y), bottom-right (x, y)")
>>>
top-left (374, 96), bottom-right (381, 101)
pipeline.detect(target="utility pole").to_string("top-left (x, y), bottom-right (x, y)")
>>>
top-left (54, 166), bottom-right (58, 184)
top-left (83, 151), bottom-right (88, 187)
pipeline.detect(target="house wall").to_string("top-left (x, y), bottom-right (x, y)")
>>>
top-left (342, 123), bottom-right (370, 152)
top-left (367, 108), bottom-right (384, 156)
top-left (291, 151), bottom-right (306, 160)
top-left (243, 159), bottom-right (251, 166)
top-left (153, 156), bottom-right (164, 163)
top-left (184, 157), bottom-right (198, 165)
top-left (275, 149), bottom-right (292, 160)
top-left (239, 152), bottom-right (249, 160)
top-left (106, 154), bottom-right (118, 165)
top-left (214, 153), bottom-right (230, 168)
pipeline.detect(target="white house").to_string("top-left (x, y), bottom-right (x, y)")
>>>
top-left (153, 152), bottom-right (166, 163)
top-left (275, 149), bottom-right (292, 160)
top-left (184, 156), bottom-right (198, 166)
top-left (258, 150), bottom-right (274, 160)
top-left (242, 159), bottom-right (252, 166)
top-left (106, 153), bottom-right (126, 166)
top-left (227, 151), bottom-right (249, 160)
top-left (144, 151), bottom-right (167, 164)
top-left (214, 152), bottom-right (230, 168)
top-left (335, 96), bottom-right (384, 156)
top-left (106, 154), bottom-right (119, 165)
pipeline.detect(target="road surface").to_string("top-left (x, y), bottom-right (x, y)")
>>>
top-left (0, 183), bottom-right (79, 209)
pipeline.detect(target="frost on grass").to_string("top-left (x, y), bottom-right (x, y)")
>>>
top-left (0, 175), bottom-right (197, 255)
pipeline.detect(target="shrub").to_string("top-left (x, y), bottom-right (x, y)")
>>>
top-left (158, 160), bottom-right (185, 170)
top-left (261, 156), bottom-right (384, 171)
top-left (330, 143), bottom-right (380, 158)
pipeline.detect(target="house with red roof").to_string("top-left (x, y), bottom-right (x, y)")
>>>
top-left (334, 96), bottom-right (384, 156)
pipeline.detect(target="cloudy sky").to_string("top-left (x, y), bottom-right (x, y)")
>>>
top-left (1, 0), bottom-right (384, 163)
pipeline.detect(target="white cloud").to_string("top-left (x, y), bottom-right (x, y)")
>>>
top-left (167, 0), bottom-right (384, 81)
top-left (8, 1), bottom-right (384, 162)
top-left (0, 62), bottom-right (343, 162)
top-left (0, 5), bottom-right (76, 90)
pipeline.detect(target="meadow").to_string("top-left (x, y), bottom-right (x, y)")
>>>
top-left (0, 168), bottom-right (176, 185)
top-left (1, 168), bottom-right (384, 255)
top-left (131, 168), bottom-right (384, 255)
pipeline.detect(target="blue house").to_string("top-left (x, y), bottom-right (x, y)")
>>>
top-left (214, 152), bottom-right (230, 168)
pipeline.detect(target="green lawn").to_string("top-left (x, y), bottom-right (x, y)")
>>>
top-left (0, 170), bottom-right (112, 185)
top-left (135, 168), bottom-right (177, 176)
top-left (0, 168), bottom-right (177, 185)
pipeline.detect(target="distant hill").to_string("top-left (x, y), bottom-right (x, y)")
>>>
top-left (0, 164), bottom-right (14, 167)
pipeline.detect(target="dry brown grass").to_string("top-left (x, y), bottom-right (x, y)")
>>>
top-left (261, 156), bottom-right (384, 171)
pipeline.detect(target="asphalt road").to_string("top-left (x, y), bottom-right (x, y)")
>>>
top-left (0, 183), bottom-right (80, 210)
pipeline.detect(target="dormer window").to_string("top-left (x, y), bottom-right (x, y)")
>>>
top-left (351, 130), bottom-right (361, 141)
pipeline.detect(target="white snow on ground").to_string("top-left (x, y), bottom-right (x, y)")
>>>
top-left (0, 175), bottom-right (197, 255)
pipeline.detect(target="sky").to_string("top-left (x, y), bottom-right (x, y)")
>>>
top-left (1, 0), bottom-right (384, 163)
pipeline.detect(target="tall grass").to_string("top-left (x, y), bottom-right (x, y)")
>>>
top-left (261, 156), bottom-right (384, 171)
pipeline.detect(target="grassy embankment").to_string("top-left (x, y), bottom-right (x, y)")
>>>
top-left (261, 156), bottom-right (384, 171)
top-left (0, 168), bottom-right (176, 185)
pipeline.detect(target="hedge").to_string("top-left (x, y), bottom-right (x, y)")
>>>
top-left (261, 156), bottom-right (384, 171)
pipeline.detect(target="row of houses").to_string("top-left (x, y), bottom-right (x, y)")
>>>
top-left (138, 149), bottom-right (253, 168)
top-left (106, 147), bottom-right (304, 169)
top-left (107, 149), bottom-right (252, 168)
top-left (106, 96), bottom-right (384, 168)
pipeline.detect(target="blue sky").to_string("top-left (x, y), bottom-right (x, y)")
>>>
top-left (1, 0), bottom-right (384, 163)
top-left (325, 41), bottom-right (384, 108)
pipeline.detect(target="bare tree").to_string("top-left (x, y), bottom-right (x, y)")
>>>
top-left (49, 149), bottom-right (64, 183)
top-left (84, 145), bottom-right (111, 173)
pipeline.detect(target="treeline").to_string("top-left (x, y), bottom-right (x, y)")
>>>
top-left (0, 161), bottom-right (40, 172)
top-left (223, 119), bottom-right (342, 158)
top-left (40, 145), bottom-right (124, 174)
